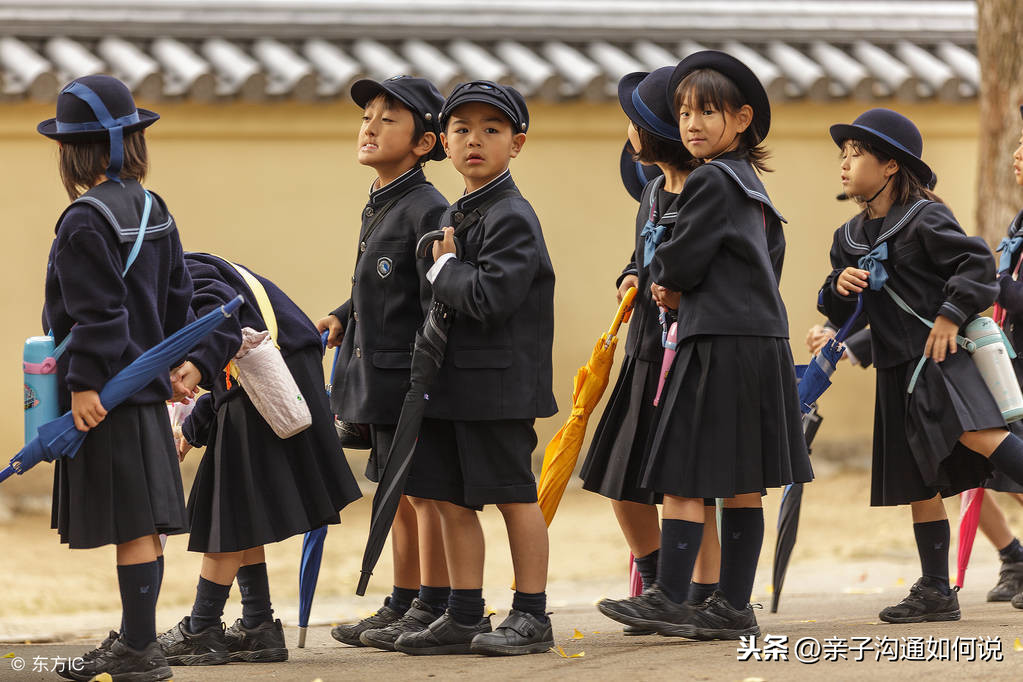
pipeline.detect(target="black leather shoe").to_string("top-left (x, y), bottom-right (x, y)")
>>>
top-left (156, 617), bottom-right (230, 666)
top-left (470, 610), bottom-right (554, 656)
top-left (879, 578), bottom-right (960, 623)
top-left (361, 598), bottom-right (437, 651)
top-left (675, 592), bottom-right (761, 640)
top-left (58, 638), bottom-right (172, 681)
top-left (394, 611), bottom-right (492, 655)
top-left (331, 597), bottom-right (405, 646)
top-left (224, 618), bottom-right (289, 663)
top-left (988, 561), bottom-right (1023, 602)
top-left (80, 629), bottom-right (120, 661)
top-left (596, 584), bottom-right (695, 635)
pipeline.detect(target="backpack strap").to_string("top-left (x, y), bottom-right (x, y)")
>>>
top-left (451, 188), bottom-right (520, 239)
top-left (209, 256), bottom-right (278, 345)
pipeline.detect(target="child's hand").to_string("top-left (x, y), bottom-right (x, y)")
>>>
top-left (432, 227), bottom-right (457, 261)
top-left (806, 324), bottom-right (836, 355)
top-left (924, 315), bottom-right (960, 363)
top-left (71, 390), bottom-right (107, 432)
top-left (177, 437), bottom-right (192, 462)
top-left (170, 361), bottom-right (201, 402)
top-left (650, 283), bottom-right (681, 310)
top-left (836, 267), bottom-right (869, 296)
top-left (618, 275), bottom-right (638, 304)
top-left (316, 315), bottom-right (345, 348)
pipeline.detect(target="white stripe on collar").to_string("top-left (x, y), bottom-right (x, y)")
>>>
top-left (460, 169), bottom-right (512, 201)
top-left (369, 165), bottom-right (422, 199)
top-left (843, 198), bottom-right (931, 251)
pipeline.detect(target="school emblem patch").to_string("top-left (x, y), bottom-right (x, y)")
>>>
top-left (377, 257), bottom-right (393, 279)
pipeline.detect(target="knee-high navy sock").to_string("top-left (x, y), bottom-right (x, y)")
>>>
top-left (989, 435), bottom-right (1023, 487)
top-left (389, 586), bottom-right (418, 614)
top-left (418, 585), bottom-right (451, 615)
top-left (156, 555), bottom-right (164, 604)
top-left (688, 581), bottom-right (719, 605)
top-left (999, 537), bottom-right (1023, 563)
top-left (448, 588), bottom-right (484, 625)
top-left (634, 550), bottom-right (659, 592)
top-left (914, 520), bottom-right (951, 595)
top-left (117, 561), bottom-right (159, 651)
top-left (237, 562), bottom-right (274, 628)
top-left (719, 508), bottom-right (764, 610)
top-left (189, 577), bottom-right (231, 633)
top-left (657, 519), bottom-right (703, 604)
top-left (512, 591), bottom-right (548, 623)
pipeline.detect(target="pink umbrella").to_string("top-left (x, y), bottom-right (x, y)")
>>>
top-left (955, 487), bottom-right (985, 589)
top-left (653, 311), bottom-right (678, 407)
top-left (629, 553), bottom-right (643, 597)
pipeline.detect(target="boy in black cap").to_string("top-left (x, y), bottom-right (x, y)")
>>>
top-left (317, 75), bottom-right (452, 649)
top-left (393, 81), bottom-right (558, 657)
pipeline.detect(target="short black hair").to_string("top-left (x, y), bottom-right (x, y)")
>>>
top-left (368, 92), bottom-right (431, 162)
top-left (633, 127), bottom-right (700, 172)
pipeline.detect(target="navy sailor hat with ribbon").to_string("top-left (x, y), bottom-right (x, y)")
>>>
top-left (830, 108), bottom-right (933, 186)
top-left (440, 80), bottom-right (529, 134)
top-left (618, 66), bottom-right (683, 142)
top-left (351, 75), bottom-right (447, 162)
top-left (37, 75), bottom-right (160, 183)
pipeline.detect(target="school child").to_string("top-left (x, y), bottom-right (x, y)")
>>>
top-left (41, 75), bottom-right (190, 681)
top-left (156, 253), bottom-right (362, 665)
top-left (578, 66), bottom-right (721, 630)
top-left (597, 51), bottom-right (812, 640)
top-left (818, 107), bottom-right (1023, 623)
top-left (393, 81), bottom-right (558, 656)
top-left (315, 76), bottom-right (453, 649)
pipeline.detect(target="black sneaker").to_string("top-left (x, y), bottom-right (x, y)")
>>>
top-left (622, 624), bottom-right (655, 636)
top-left (674, 592), bottom-right (761, 640)
top-left (596, 584), bottom-right (695, 635)
top-left (393, 611), bottom-right (492, 655)
top-left (987, 561), bottom-right (1023, 602)
top-left (156, 617), bottom-right (230, 666)
top-left (57, 638), bottom-right (171, 681)
top-left (224, 618), bottom-right (289, 663)
top-left (879, 578), bottom-right (961, 623)
top-left (470, 610), bottom-right (554, 656)
top-left (360, 598), bottom-right (437, 651)
top-left (81, 629), bottom-right (121, 661)
top-left (1009, 591), bottom-right (1023, 609)
top-left (331, 597), bottom-right (405, 646)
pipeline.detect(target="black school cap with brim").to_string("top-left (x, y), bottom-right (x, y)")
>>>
top-left (620, 140), bottom-right (664, 202)
top-left (618, 67), bottom-right (682, 142)
top-left (440, 80), bottom-right (529, 133)
top-left (37, 74), bottom-right (160, 183)
top-left (829, 108), bottom-right (933, 186)
top-left (667, 50), bottom-right (771, 145)
top-left (351, 76), bottom-right (446, 161)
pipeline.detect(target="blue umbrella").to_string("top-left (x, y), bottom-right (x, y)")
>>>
top-left (0, 295), bottom-right (244, 483)
top-left (796, 295), bottom-right (864, 413)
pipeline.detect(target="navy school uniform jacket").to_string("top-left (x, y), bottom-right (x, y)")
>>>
top-left (424, 170), bottom-right (558, 421)
top-left (43, 179), bottom-right (192, 410)
top-left (648, 152), bottom-right (789, 342)
top-left (330, 166), bottom-right (448, 425)
top-left (818, 199), bottom-right (997, 370)
top-left (996, 209), bottom-right (1023, 351)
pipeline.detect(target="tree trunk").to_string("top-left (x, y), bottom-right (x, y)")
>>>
top-left (977, 0), bottom-right (1023, 246)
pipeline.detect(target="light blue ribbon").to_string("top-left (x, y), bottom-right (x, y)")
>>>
top-left (641, 219), bottom-right (667, 267)
top-left (857, 242), bottom-right (889, 291)
top-left (997, 236), bottom-right (1023, 272)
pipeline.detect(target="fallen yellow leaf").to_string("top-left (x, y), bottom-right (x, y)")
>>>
top-left (1014, 637), bottom-right (1022, 652)
top-left (91, 675), bottom-right (113, 682)
top-left (550, 645), bottom-right (585, 659)
top-left (572, 629), bottom-right (584, 640)
top-left (896, 577), bottom-right (905, 586)
top-left (2, 653), bottom-right (14, 658)
top-left (765, 584), bottom-right (774, 594)
top-left (797, 620), bottom-right (817, 623)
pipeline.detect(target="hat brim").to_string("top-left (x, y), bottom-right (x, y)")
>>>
top-left (617, 71), bottom-right (649, 130)
top-left (668, 50), bottom-right (771, 144)
top-left (620, 140), bottom-right (663, 202)
top-left (351, 79), bottom-right (445, 162)
top-left (37, 108), bottom-right (160, 141)
top-left (441, 95), bottom-right (525, 134)
top-left (830, 123), bottom-right (933, 186)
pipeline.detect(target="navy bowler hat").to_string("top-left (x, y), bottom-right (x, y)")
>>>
top-left (667, 50), bottom-right (771, 145)
top-left (352, 76), bottom-right (446, 161)
top-left (620, 140), bottom-right (663, 202)
top-left (830, 108), bottom-right (932, 185)
top-left (440, 80), bottom-right (529, 134)
top-left (618, 67), bottom-right (682, 142)
top-left (37, 74), bottom-right (159, 142)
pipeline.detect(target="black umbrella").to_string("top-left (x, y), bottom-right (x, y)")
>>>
top-left (769, 405), bottom-right (822, 613)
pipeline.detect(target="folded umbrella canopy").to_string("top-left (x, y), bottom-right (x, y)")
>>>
top-left (955, 487), bottom-right (985, 590)
top-left (797, 295), bottom-right (864, 413)
top-left (1, 295), bottom-right (243, 484)
top-left (537, 287), bottom-right (636, 526)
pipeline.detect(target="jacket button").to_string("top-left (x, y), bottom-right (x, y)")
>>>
top-left (351, 275), bottom-right (356, 284)
top-left (453, 211), bottom-right (464, 222)
top-left (365, 207), bottom-right (375, 217)
top-left (355, 347), bottom-right (362, 358)
top-left (353, 312), bottom-right (359, 322)
top-left (360, 241), bottom-right (367, 252)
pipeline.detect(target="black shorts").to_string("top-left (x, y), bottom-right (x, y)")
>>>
top-left (405, 418), bottom-right (538, 510)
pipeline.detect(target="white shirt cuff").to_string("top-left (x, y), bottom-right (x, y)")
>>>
top-left (426, 252), bottom-right (456, 284)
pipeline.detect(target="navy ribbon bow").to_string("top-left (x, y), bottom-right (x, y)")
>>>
top-left (997, 236), bottom-right (1023, 272)
top-left (857, 242), bottom-right (889, 291)
top-left (641, 220), bottom-right (667, 267)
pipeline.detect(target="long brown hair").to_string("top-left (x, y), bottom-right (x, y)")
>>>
top-left (673, 68), bottom-right (771, 173)
top-left (633, 127), bottom-right (701, 172)
top-left (58, 131), bottom-right (148, 200)
top-left (842, 139), bottom-right (943, 208)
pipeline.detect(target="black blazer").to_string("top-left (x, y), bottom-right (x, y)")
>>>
top-left (995, 209), bottom-right (1023, 351)
top-left (424, 171), bottom-right (558, 421)
top-left (649, 153), bottom-right (789, 342)
top-left (818, 199), bottom-right (997, 370)
top-left (330, 166), bottom-right (448, 424)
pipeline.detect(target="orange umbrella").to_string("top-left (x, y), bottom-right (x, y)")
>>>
top-left (537, 287), bottom-right (636, 526)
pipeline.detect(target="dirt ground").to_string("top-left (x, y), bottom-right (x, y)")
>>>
top-left (2, 468), bottom-right (1023, 680)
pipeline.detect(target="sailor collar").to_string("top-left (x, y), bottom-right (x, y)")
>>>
top-left (703, 154), bottom-right (786, 223)
top-left (455, 169), bottom-right (516, 212)
top-left (368, 165), bottom-right (426, 207)
top-left (841, 198), bottom-right (932, 253)
top-left (1008, 208), bottom-right (1023, 239)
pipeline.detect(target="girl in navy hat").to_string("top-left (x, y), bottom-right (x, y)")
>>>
top-left (819, 107), bottom-right (1023, 623)
top-left (40, 74), bottom-right (189, 681)
top-left (579, 67), bottom-right (721, 628)
top-left (598, 51), bottom-right (811, 641)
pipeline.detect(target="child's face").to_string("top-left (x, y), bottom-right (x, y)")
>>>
top-left (839, 140), bottom-right (897, 199)
top-left (677, 96), bottom-right (751, 160)
top-left (1013, 126), bottom-right (1023, 188)
top-left (357, 95), bottom-right (420, 169)
top-left (627, 121), bottom-right (642, 155)
top-left (441, 102), bottom-right (525, 190)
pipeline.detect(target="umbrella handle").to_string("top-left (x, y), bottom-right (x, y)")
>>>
top-left (356, 570), bottom-right (372, 597)
top-left (608, 287), bottom-right (637, 337)
top-left (834, 294), bottom-right (864, 344)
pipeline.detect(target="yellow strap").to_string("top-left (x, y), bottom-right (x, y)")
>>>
top-left (208, 255), bottom-right (278, 381)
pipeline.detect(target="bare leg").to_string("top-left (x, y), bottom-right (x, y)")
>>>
top-left (240, 546), bottom-right (266, 567)
top-left (391, 495), bottom-right (421, 590)
top-left (412, 498), bottom-right (449, 587)
top-left (693, 504), bottom-right (721, 585)
top-left (117, 534), bottom-right (160, 565)
top-left (201, 551), bottom-right (246, 585)
top-left (959, 428), bottom-right (1010, 456)
top-left (662, 494), bottom-right (706, 521)
top-left (979, 493), bottom-right (1014, 550)
top-left (497, 503), bottom-right (549, 594)
top-left (610, 499), bottom-right (660, 557)
top-left (910, 495), bottom-right (947, 523)
top-left (434, 501), bottom-right (485, 588)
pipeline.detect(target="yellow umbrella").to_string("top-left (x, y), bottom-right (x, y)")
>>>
top-left (537, 287), bottom-right (637, 526)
